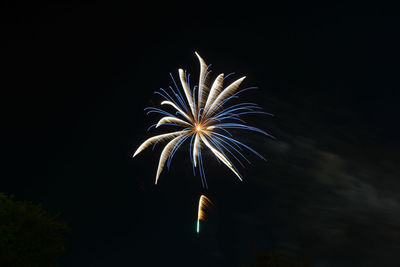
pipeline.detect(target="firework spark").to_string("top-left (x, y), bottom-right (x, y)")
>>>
top-left (133, 52), bottom-right (273, 187)
top-left (197, 195), bottom-right (213, 233)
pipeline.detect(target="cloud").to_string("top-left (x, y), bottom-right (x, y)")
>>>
top-left (233, 128), bottom-right (400, 266)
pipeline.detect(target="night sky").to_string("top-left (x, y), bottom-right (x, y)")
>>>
top-left (2, 1), bottom-right (400, 266)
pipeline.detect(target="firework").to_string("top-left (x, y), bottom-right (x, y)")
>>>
top-left (197, 195), bottom-right (213, 233)
top-left (133, 52), bottom-right (273, 187)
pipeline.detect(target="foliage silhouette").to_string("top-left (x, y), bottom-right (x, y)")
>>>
top-left (243, 247), bottom-right (312, 267)
top-left (0, 193), bottom-right (70, 266)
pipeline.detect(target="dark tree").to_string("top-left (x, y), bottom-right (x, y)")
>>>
top-left (0, 193), bottom-right (70, 266)
top-left (243, 247), bottom-right (312, 267)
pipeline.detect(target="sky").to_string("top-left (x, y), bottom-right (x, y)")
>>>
top-left (2, 1), bottom-right (400, 266)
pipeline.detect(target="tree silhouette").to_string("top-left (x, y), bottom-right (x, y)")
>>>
top-left (0, 193), bottom-right (70, 266)
top-left (243, 247), bottom-right (312, 267)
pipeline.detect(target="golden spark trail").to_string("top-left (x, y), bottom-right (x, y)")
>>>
top-left (197, 195), bottom-right (213, 233)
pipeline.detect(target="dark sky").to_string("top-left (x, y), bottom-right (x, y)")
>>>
top-left (2, 1), bottom-right (400, 266)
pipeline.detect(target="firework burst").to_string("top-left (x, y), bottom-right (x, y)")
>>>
top-left (133, 52), bottom-right (273, 188)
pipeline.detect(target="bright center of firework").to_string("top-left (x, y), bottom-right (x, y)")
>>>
top-left (194, 123), bottom-right (204, 132)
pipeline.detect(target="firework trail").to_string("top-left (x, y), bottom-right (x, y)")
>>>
top-left (133, 52), bottom-right (274, 187)
top-left (197, 195), bottom-right (213, 233)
